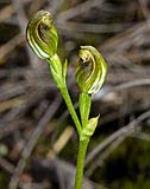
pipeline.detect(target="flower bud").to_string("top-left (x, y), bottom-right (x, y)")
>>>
top-left (26, 10), bottom-right (58, 59)
top-left (75, 46), bottom-right (107, 94)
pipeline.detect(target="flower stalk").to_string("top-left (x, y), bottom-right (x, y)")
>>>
top-left (75, 138), bottom-right (89, 189)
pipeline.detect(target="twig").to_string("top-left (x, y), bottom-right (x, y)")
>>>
top-left (85, 109), bottom-right (150, 166)
top-left (9, 96), bottom-right (61, 189)
top-left (0, 120), bottom-right (33, 139)
top-left (94, 79), bottom-right (150, 100)
top-left (132, 131), bottom-right (150, 142)
top-left (0, 97), bottom-right (24, 113)
top-left (28, 0), bottom-right (45, 15)
top-left (47, 0), bottom-right (65, 15)
top-left (0, 5), bottom-right (14, 23)
top-left (114, 79), bottom-right (150, 91)
top-left (0, 84), bottom-right (26, 101)
top-left (86, 128), bottom-right (150, 176)
top-left (138, 0), bottom-right (150, 28)
top-left (0, 0), bottom-right (33, 23)
top-left (58, 22), bottom-right (134, 34)
top-left (85, 136), bottom-right (125, 176)
top-left (0, 34), bottom-right (24, 61)
top-left (0, 157), bottom-right (15, 174)
top-left (47, 126), bottom-right (74, 159)
top-left (11, 0), bottom-right (40, 69)
top-left (56, 0), bottom-right (105, 22)
top-left (56, 0), bottom-right (106, 36)
top-left (30, 157), bottom-right (102, 189)
top-left (101, 22), bottom-right (148, 52)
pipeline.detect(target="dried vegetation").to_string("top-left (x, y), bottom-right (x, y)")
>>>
top-left (0, 0), bottom-right (150, 189)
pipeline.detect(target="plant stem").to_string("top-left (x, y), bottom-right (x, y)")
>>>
top-left (60, 85), bottom-right (82, 135)
top-left (48, 57), bottom-right (82, 135)
top-left (75, 138), bottom-right (89, 189)
top-left (79, 92), bottom-right (91, 127)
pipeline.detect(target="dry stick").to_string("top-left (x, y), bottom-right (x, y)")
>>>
top-left (60, 22), bottom-right (132, 33)
top-left (114, 78), bottom-right (150, 91)
top-left (47, 126), bottom-right (74, 159)
top-left (0, 120), bottom-right (33, 139)
top-left (0, 97), bottom-right (24, 113)
top-left (106, 51), bottom-right (150, 69)
top-left (138, 0), bottom-right (150, 28)
top-left (0, 5), bottom-right (14, 23)
top-left (101, 22), bottom-right (148, 52)
top-left (0, 157), bottom-right (15, 174)
top-left (86, 128), bottom-right (150, 176)
top-left (0, 0), bottom-right (33, 23)
top-left (0, 0), bottom-right (35, 59)
top-left (125, 49), bottom-right (150, 63)
top-left (11, 0), bottom-right (27, 33)
top-left (86, 136), bottom-right (125, 177)
top-left (46, 0), bottom-right (65, 15)
top-left (57, 0), bottom-right (105, 22)
top-left (31, 157), bottom-right (99, 189)
top-left (94, 78), bottom-right (150, 100)
top-left (0, 67), bottom-right (28, 79)
top-left (0, 84), bottom-right (26, 101)
top-left (0, 34), bottom-right (24, 61)
top-left (20, 182), bottom-right (49, 189)
top-left (85, 109), bottom-right (150, 166)
top-left (132, 131), bottom-right (150, 142)
top-left (0, 1), bottom-right (41, 65)
top-left (11, 0), bottom-right (40, 69)
top-left (28, 0), bottom-right (45, 15)
top-left (56, 0), bottom-right (105, 34)
top-left (0, 0), bottom-right (63, 61)
top-left (89, 79), bottom-right (150, 165)
top-left (9, 96), bottom-right (61, 189)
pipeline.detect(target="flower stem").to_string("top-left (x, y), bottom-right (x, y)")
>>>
top-left (47, 57), bottom-right (82, 135)
top-left (75, 138), bottom-right (89, 189)
top-left (79, 92), bottom-right (91, 128)
top-left (60, 85), bottom-right (82, 135)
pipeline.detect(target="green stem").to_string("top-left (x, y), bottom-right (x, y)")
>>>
top-left (79, 92), bottom-right (91, 127)
top-left (47, 56), bottom-right (82, 135)
top-left (60, 85), bottom-right (82, 135)
top-left (75, 138), bottom-right (89, 189)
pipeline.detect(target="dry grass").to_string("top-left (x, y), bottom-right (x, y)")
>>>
top-left (0, 0), bottom-right (150, 188)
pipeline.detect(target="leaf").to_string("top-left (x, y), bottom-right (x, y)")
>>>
top-left (80, 115), bottom-right (100, 141)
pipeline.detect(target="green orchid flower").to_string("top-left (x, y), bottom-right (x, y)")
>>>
top-left (26, 10), bottom-right (58, 59)
top-left (75, 46), bottom-right (107, 95)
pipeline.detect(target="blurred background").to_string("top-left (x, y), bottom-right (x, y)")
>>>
top-left (0, 0), bottom-right (150, 189)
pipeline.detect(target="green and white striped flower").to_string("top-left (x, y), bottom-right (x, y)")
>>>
top-left (75, 46), bottom-right (108, 95)
top-left (26, 10), bottom-right (58, 59)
